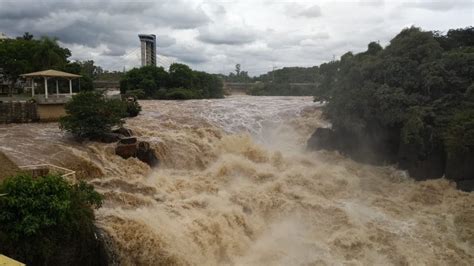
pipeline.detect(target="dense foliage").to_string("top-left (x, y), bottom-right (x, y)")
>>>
top-left (0, 35), bottom-right (69, 92)
top-left (312, 26), bottom-right (473, 181)
top-left (120, 63), bottom-right (224, 99)
top-left (248, 82), bottom-right (317, 96)
top-left (0, 33), bottom-right (100, 93)
top-left (60, 91), bottom-right (127, 138)
top-left (124, 96), bottom-right (142, 117)
top-left (223, 64), bottom-right (253, 83)
top-left (247, 66), bottom-right (320, 96)
top-left (0, 173), bottom-right (102, 265)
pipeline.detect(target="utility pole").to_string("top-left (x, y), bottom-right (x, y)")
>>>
top-left (272, 66), bottom-right (276, 82)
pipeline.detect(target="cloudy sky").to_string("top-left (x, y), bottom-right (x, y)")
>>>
top-left (1, 0), bottom-right (472, 75)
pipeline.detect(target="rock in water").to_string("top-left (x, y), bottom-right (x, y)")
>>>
top-left (99, 133), bottom-right (123, 143)
top-left (112, 127), bottom-right (134, 138)
top-left (115, 137), bottom-right (138, 159)
top-left (115, 138), bottom-right (159, 167)
top-left (137, 141), bottom-right (159, 167)
top-left (307, 127), bottom-right (339, 151)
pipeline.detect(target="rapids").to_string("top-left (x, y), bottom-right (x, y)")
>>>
top-left (0, 96), bottom-right (473, 265)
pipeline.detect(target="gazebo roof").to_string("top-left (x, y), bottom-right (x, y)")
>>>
top-left (21, 69), bottom-right (81, 78)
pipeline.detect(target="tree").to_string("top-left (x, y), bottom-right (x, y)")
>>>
top-left (0, 36), bottom-right (71, 95)
top-left (21, 32), bottom-right (34, 41)
top-left (0, 173), bottom-right (102, 265)
top-left (169, 63), bottom-right (194, 89)
top-left (235, 64), bottom-right (241, 76)
top-left (59, 91), bottom-right (126, 139)
top-left (308, 26), bottom-right (474, 185)
top-left (120, 63), bottom-right (224, 100)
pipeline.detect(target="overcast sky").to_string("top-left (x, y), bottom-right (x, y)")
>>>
top-left (1, 0), bottom-right (472, 75)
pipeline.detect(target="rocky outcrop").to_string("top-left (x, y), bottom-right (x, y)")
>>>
top-left (98, 133), bottom-right (123, 143)
top-left (112, 127), bottom-right (133, 137)
top-left (307, 127), bottom-right (397, 164)
top-left (307, 128), bottom-right (339, 151)
top-left (136, 141), bottom-right (159, 167)
top-left (115, 137), bottom-right (159, 167)
top-left (307, 127), bottom-right (473, 192)
top-left (445, 151), bottom-right (474, 191)
top-left (115, 137), bottom-right (138, 159)
top-left (398, 141), bottom-right (445, 181)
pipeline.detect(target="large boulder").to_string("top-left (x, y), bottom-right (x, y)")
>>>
top-left (115, 138), bottom-right (159, 167)
top-left (112, 127), bottom-right (133, 138)
top-left (397, 141), bottom-right (446, 181)
top-left (307, 128), bottom-right (339, 151)
top-left (98, 133), bottom-right (123, 143)
top-left (115, 137), bottom-right (138, 159)
top-left (445, 151), bottom-right (474, 192)
top-left (136, 141), bottom-right (159, 167)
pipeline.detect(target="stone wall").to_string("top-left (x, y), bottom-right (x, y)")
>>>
top-left (0, 102), bottom-right (39, 124)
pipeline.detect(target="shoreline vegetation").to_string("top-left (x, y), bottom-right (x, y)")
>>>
top-left (120, 63), bottom-right (225, 100)
top-left (306, 26), bottom-right (473, 191)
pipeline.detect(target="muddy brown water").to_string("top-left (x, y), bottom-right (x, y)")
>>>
top-left (0, 96), bottom-right (473, 265)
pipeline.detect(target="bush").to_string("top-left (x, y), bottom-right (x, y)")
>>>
top-left (124, 89), bottom-right (146, 99)
top-left (60, 91), bottom-right (126, 139)
top-left (124, 97), bottom-right (142, 117)
top-left (165, 87), bottom-right (199, 100)
top-left (0, 173), bottom-right (102, 265)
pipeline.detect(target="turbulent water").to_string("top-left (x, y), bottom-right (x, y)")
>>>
top-left (0, 96), bottom-right (473, 265)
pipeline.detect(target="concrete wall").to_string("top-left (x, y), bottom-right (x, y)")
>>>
top-left (37, 104), bottom-right (66, 122)
top-left (0, 151), bottom-right (19, 182)
top-left (0, 102), bottom-right (39, 123)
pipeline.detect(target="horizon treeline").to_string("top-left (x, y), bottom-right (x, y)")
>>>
top-left (119, 63), bottom-right (224, 100)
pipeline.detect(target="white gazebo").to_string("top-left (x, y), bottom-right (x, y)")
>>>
top-left (20, 69), bottom-right (82, 99)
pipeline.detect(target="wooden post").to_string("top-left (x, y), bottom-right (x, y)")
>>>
top-left (31, 78), bottom-right (35, 97)
top-left (44, 77), bottom-right (48, 99)
top-left (56, 79), bottom-right (59, 97)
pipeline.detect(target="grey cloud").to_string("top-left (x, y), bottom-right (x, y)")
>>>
top-left (299, 5), bottom-right (322, 18)
top-left (358, 0), bottom-right (385, 7)
top-left (0, 0), bottom-right (209, 45)
top-left (402, 0), bottom-right (473, 11)
top-left (161, 44), bottom-right (209, 64)
top-left (156, 35), bottom-right (176, 48)
top-left (197, 27), bottom-right (258, 45)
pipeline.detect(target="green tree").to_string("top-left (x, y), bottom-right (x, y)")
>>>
top-left (60, 91), bottom-right (126, 139)
top-left (309, 26), bottom-right (474, 184)
top-left (120, 63), bottom-right (224, 100)
top-left (0, 35), bottom-right (71, 95)
top-left (169, 63), bottom-right (194, 89)
top-left (0, 173), bottom-right (102, 265)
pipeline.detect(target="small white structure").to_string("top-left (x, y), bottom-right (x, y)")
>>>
top-left (20, 69), bottom-right (81, 102)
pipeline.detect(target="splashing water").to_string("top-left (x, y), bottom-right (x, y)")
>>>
top-left (0, 96), bottom-right (472, 265)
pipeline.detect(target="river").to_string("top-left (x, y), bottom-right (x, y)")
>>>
top-left (0, 96), bottom-right (472, 265)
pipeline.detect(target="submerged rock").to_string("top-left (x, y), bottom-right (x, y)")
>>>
top-left (112, 127), bottom-right (134, 138)
top-left (307, 127), bottom-right (473, 192)
top-left (136, 141), bottom-right (159, 167)
top-left (99, 133), bottom-right (123, 143)
top-left (115, 137), bottom-right (138, 159)
top-left (115, 138), bottom-right (159, 167)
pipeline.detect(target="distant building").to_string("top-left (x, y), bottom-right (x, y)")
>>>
top-left (138, 34), bottom-right (157, 66)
